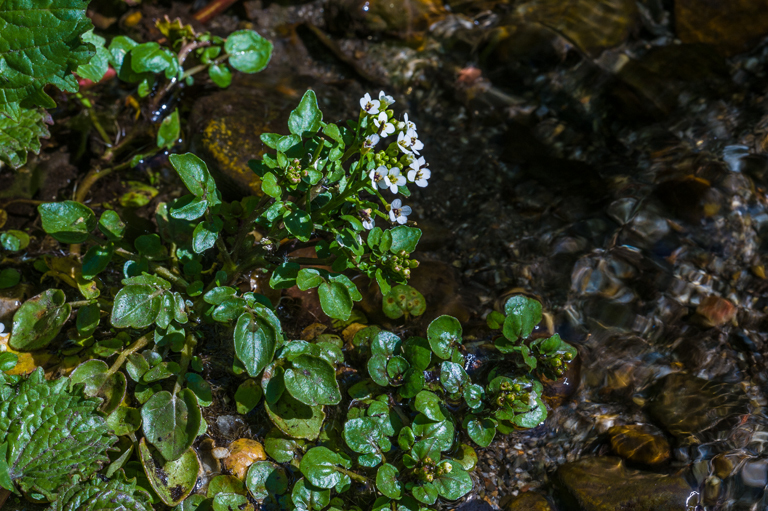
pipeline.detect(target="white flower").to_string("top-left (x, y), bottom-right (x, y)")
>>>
top-left (363, 133), bottom-right (380, 150)
top-left (397, 130), bottom-right (414, 155)
top-left (408, 130), bottom-right (423, 155)
top-left (360, 93), bottom-right (380, 115)
top-left (386, 168), bottom-right (406, 193)
top-left (403, 113), bottom-right (416, 133)
top-left (389, 199), bottom-right (412, 224)
top-left (369, 166), bottom-right (391, 190)
top-left (362, 217), bottom-right (375, 230)
top-left (407, 157), bottom-right (431, 187)
top-left (373, 112), bottom-right (396, 137)
top-left (378, 91), bottom-right (395, 108)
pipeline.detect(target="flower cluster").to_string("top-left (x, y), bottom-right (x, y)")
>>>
top-left (360, 91), bottom-right (431, 230)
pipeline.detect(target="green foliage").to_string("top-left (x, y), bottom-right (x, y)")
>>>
top-left (0, 368), bottom-right (116, 501)
top-left (48, 476), bottom-right (153, 511)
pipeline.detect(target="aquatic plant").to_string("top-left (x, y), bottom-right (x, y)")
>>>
top-left (0, 4), bottom-right (577, 510)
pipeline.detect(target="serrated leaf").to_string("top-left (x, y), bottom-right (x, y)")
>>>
top-left (0, 0), bottom-right (94, 105)
top-left (0, 104), bottom-right (51, 169)
top-left (0, 368), bottom-right (116, 500)
top-left (9, 289), bottom-right (70, 351)
top-left (49, 476), bottom-right (153, 511)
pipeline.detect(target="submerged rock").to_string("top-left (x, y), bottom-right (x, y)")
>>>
top-left (675, 0), bottom-right (768, 56)
top-left (556, 456), bottom-right (691, 511)
top-left (607, 424), bottom-right (670, 466)
top-left (504, 491), bottom-right (554, 511)
top-left (645, 373), bottom-right (749, 441)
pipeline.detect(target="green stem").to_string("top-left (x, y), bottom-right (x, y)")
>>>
top-left (68, 299), bottom-right (95, 308)
top-left (86, 108), bottom-right (113, 148)
top-left (216, 237), bottom-right (237, 274)
top-left (107, 332), bottom-right (152, 377)
top-left (339, 468), bottom-right (369, 484)
top-left (114, 247), bottom-right (191, 289)
top-left (173, 334), bottom-right (197, 394)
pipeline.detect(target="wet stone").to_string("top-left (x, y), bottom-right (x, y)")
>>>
top-left (0, 285), bottom-right (24, 324)
top-left (504, 491), bottom-right (554, 511)
top-left (675, 0), bottom-right (768, 56)
top-left (556, 456), bottom-right (692, 511)
top-left (645, 373), bottom-right (749, 441)
top-left (696, 295), bottom-right (737, 327)
top-left (607, 424), bottom-right (670, 466)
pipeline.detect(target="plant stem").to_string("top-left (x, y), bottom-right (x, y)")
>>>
top-left (339, 468), bottom-right (369, 483)
top-left (173, 333), bottom-right (197, 394)
top-left (87, 108), bottom-right (113, 148)
top-left (107, 332), bottom-right (152, 377)
top-left (113, 247), bottom-right (191, 289)
top-left (68, 299), bottom-right (95, 308)
top-left (216, 237), bottom-right (237, 274)
top-left (0, 199), bottom-right (44, 208)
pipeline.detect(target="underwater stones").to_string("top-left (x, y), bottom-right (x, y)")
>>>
top-left (607, 424), bottom-right (670, 466)
top-left (645, 373), bottom-right (749, 441)
top-left (189, 88), bottom-right (293, 198)
top-left (696, 295), bottom-right (737, 327)
top-left (675, 0), bottom-right (768, 56)
top-left (504, 491), bottom-right (554, 511)
top-left (556, 456), bottom-right (692, 511)
top-left (0, 285), bottom-right (24, 324)
top-left (325, 0), bottom-right (445, 37)
top-left (222, 438), bottom-right (267, 480)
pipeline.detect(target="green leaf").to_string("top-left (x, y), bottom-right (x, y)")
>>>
top-left (264, 389), bottom-right (325, 440)
top-left (403, 337), bottom-right (431, 371)
top-left (297, 268), bottom-right (324, 290)
top-left (76, 29), bottom-right (109, 83)
top-left (224, 30), bottom-right (272, 74)
top-left (0, 352), bottom-right (18, 372)
top-left (234, 312), bottom-right (279, 378)
top-left (0, 229), bottom-right (30, 251)
top-left (291, 478), bottom-right (330, 511)
top-left (75, 302), bottom-right (100, 337)
top-left (0, 104), bottom-right (51, 169)
top-left (463, 383), bottom-right (484, 410)
top-left (141, 389), bottom-right (202, 461)
top-left (0, 268), bottom-right (20, 289)
top-left (171, 195), bottom-right (208, 221)
top-left (427, 315), bottom-right (462, 360)
top-left (376, 464), bottom-right (401, 499)
top-left (169, 153), bottom-right (221, 206)
top-left (284, 355), bottom-right (341, 406)
top-left (157, 109), bottom-right (180, 149)
top-left (399, 368), bottom-right (425, 399)
top-left (111, 284), bottom-right (162, 328)
top-left (288, 90), bottom-right (323, 136)
top-left (246, 461), bottom-right (288, 499)
top-left (209, 64), bottom-right (232, 88)
top-left (262, 172), bottom-right (281, 199)
top-left (185, 373), bottom-right (213, 407)
top-left (284, 209), bottom-right (313, 241)
top-left (433, 461), bottom-right (472, 500)
top-left (9, 289), bottom-right (70, 351)
top-left (49, 476), bottom-right (153, 511)
top-left (388, 226), bottom-right (421, 254)
top-left (38, 201), bottom-right (96, 244)
top-left (192, 217), bottom-right (223, 254)
top-left (414, 391), bottom-right (445, 422)
top-left (82, 242), bottom-right (113, 279)
top-left (138, 439), bottom-right (200, 506)
top-left (343, 417), bottom-right (385, 456)
top-left (235, 379), bottom-right (262, 414)
top-left (70, 359), bottom-right (127, 413)
top-left (513, 395), bottom-right (547, 428)
top-left (464, 415), bottom-right (496, 447)
top-left (503, 295), bottom-right (542, 339)
top-left (265, 428), bottom-right (304, 463)
top-left (367, 354), bottom-right (389, 387)
top-left (106, 406), bottom-right (142, 436)
top-left (0, 368), bottom-right (116, 500)
top-left (486, 310), bottom-right (505, 330)
top-left (440, 361), bottom-right (468, 394)
top-left (212, 493), bottom-right (252, 511)
top-left (270, 262), bottom-right (300, 290)
top-left (323, 123), bottom-right (343, 144)
top-left (299, 447), bottom-right (348, 489)
top-left (412, 483), bottom-right (438, 505)
top-left (98, 210), bottom-right (126, 240)
top-left (0, 0), bottom-right (93, 105)
top-left (130, 42), bottom-right (178, 77)
top-left (318, 281), bottom-right (352, 320)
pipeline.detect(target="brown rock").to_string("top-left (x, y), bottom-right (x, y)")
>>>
top-left (696, 295), bottom-right (737, 327)
top-left (676, 0), bottom-right (768, 56)
top-left (608, 424), bottom-right (670, 466)
top-left (505, 491), bottom-right (554, 511)
top-left (222, 438), bottom-right (267, 480)
top-left (557, 456), bottom-right (692, 511)
top-left (326, 0), bottom-right (445, 36)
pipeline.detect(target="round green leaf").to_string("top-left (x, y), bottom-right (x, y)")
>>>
top-left (265, 428), bottom-right (304, 463)
top-left (76, 302), bottom-right (100, 336)
top-left (82, 242), bottom-right (114, 280)
top-left (185, 373), bottom-right (213, 407)
top-left (212, 493), bottom-right (252, 511)
top-left (291, 478), bottom-right (330, 511)
top-left (367, 354), bottom-right (389, 387)
top-left (98, 210), bottom-right (126, 240)
top-left (169, 153), bottom-right (220, 205)
top-left (376, 463), bottom-right (401, 499)
top-left (207, 475), bottom-right (246, 497)
top-left (265, 392), bottom-right (325, 440)
top-left (141, 389), bottom-right (202, 461)
top-left (427, 315), bottom-right (462, 360)
top-left (284, 209), bottom-right (313, 242)
top-left (513, 395), bottom-right (547, 428)
top-left (386, 356), bottom-right (409, 381)
top-left (382, 284), bottom-right (426, 319)
top-left (398, 368), bottom-right (425, 399)
top-left (299, 447), bottom-right (347, 489)
top-left (284, 355), bottom-right (341, 406)
top-left (433, 461), bottom-right (472, 501)
top-left (0, 230), bottom-right (29, 251)
top-left (209, 63), bottom-right (232, 87)
top-left (138, 439), bottom-right (201, 506)
top-left (38, 201), bottom-right (96, 244)
top-left (0, 268), bottom-right (20, 289)
top-left (107, 406), bottom-right (143, 436)
top-left (111, 285), bottom-right (162, 329)
top-left (318, 281), bottom-right (352, 320)
top-left (9, 288), bottom-right (71, 351)
top-left (246, 461), bottom-right (288, 499)
top-left (0, 352), bottom-right (18, 372)
top-left (414, 391), bottom-right (445, 422)
top-left (235, 379), bottom-right (262, 414)
top-left (403, 336), bottom-right (431, 371)
top-left (440, 361), bottom-right (468, 394)
top-left (225, 30), bottom-right (273, 74)
top-left (464, 415), bottom-right (496, 447)
top-left (157, 109), bottom-right (180, 149)
top-left (343, 417), bottom-right (384, 456)
top-left (503, 295), bottom-right (542, 339)
top-left (412, 483), bottom-right (438, 505)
